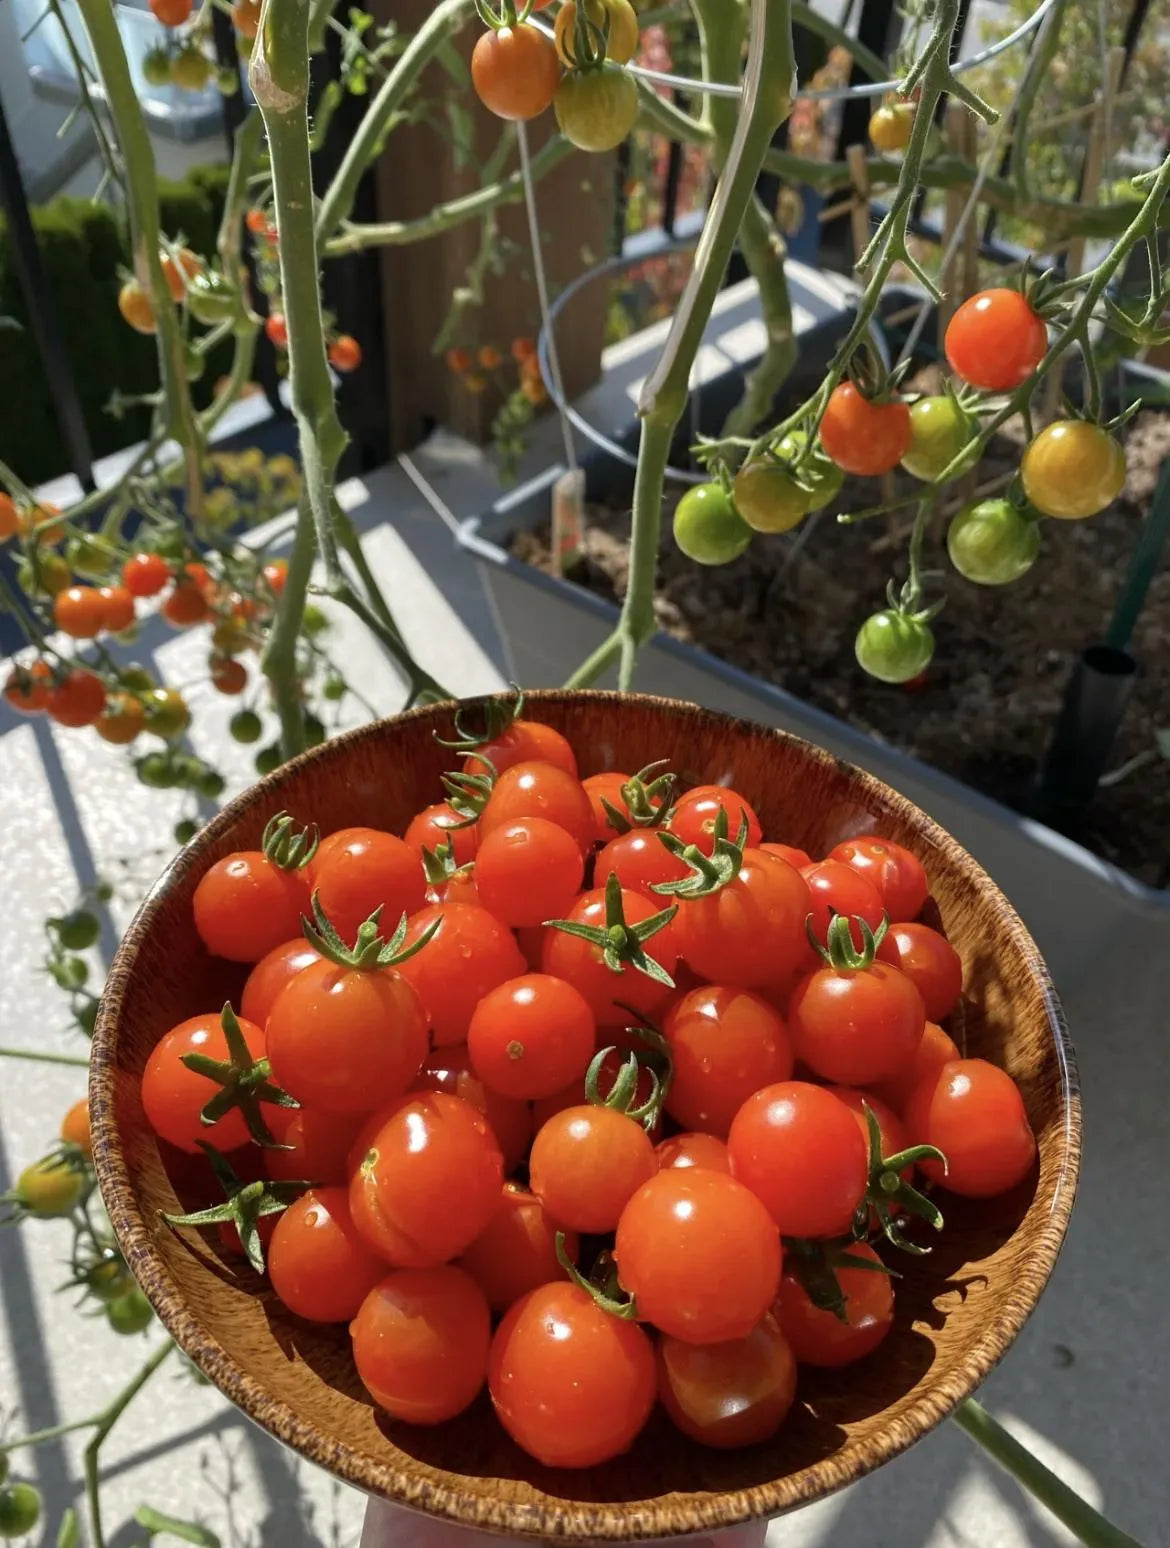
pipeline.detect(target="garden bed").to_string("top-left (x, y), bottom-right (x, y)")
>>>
top-left (509, 401), bottom-right (1170, 889)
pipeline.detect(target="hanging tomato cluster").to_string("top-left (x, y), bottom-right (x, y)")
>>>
top-left (147, 699), bottom-right (1037, 1466)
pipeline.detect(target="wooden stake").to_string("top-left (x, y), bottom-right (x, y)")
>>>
top-left (846, 144), bottom-right (872, 282)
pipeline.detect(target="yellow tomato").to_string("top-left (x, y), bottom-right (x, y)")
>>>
top-left (555, 0), bottom-right (639, 67)
top-left (1020, 420), bottom-right (1126, 520)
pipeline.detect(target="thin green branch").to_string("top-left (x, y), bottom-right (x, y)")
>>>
top-left (259, 492), bottom-right (314, 759)
top-left (0, 1046), bottom-right (91, 1068)
top-left (84, 1342), bottom-right (174, 1548)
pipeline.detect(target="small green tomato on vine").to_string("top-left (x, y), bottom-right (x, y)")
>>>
top-left (855, 609), bottom-right (935, 685)
top-left (672, 483), bottom-right (753, 566)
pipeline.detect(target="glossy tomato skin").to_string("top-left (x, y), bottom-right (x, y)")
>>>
top-left (489, 1282), bottom-right (656, 1467)
top-left (141, 1012), bottom-right (268, 1153)
top-left (673, 482), bottom-right (752, 565)
top-left (396, 902), bottom-right (527, 1045)
top-left (820, 383), bottom-right (912, 476)
top-left (471, 24), bottom-right (560, 121)
top-left (4, 661), bottom-right (52, 714)
top-left (731, 459), bottom-right (811, 534)
top-left (655, 1131), bottom-right (730, 1173)
top-left (541, 884), bottom-right (679, 1024)
top-left (668, 785), bottom-right (763, 855)
top-left (657, 1314), bottom-right (797, 1448)
top-left (728, 1081), bottom-right (869, 1238)
top-left (473, 817), bottom-right (584, 926)
top-left (554, 63), bottom-right (639, 152)
top-left (615, 1168), bottom-right (782, 1344)
top-left (312, 830), bottom-right (426, 946)
top-left (801, 859), bottom-right (886, 954)
top-left (663, 985), bottom-right (793, 1136)
top-left (122, 552), bottom-right (171, 598)
top-left (54, 585), bottom-right (107, 639)
top-left (762, 841), bottom-right (813, 870)
top-left (458, 1183), bottom-right (578, 1311)
top-left (581, 771), bottom-right (631, 843)
top-left (468, 973), bottom-right (595, 1100)
top-left (468, 719), bottom-right (578, 780)
top-left (855, 610), bottom-right (935, 684)
top-left (826, 1085), bottom-right (907, 1165)
top-left (351, 1265), bottom-right (491, 1424)
top-left (789, 959), bottom-right (925, 1086)
top-left (677, 850), bottom-right (810, 990)
top-left (412, 1044), bottom-right (533, 1173)
top-left (193, 853), bottom-right (308, 964)
top-left (876, 922), bottom-right (962, 1021)
top-left (901, 395), bottom-right (974, 483)
top-left (776, 1241), bottom-right (894, 1366)
top-left (595, 829), bottom-right (689, 899)
top-left (529, 1105), bottom-right (657, 1233)
top-left (47, 669), bottom-right (106, 728)
top-left (268, 1187), bottom-right (386, 1322)
top-left (828, 834), bottom-right (928, 921)
top-left (1021, 420), bottom-right (1126, 520)
top-left (240, 938), bottom-right (322, 1027)
top-left (403, 802), bottom-right (479, 867)
top-left (903, 1058), bottom-right (1036, 1197)
top-left (869, 1018), bottom-right (960, 1112)
top-left (266, 960), bottom-right (427, 1113)
top-left (479, 761), bottom-right (595, 855)
top-left (948, 498), bottom-right (1041, 584)
top-left (263, 1106), bottom-right (356, 1186)
top-left (945, 288), bottom-right (1047, 391)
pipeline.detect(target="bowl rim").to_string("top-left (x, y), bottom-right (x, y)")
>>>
top-left (91, 690), bottom-right (1082, 1539)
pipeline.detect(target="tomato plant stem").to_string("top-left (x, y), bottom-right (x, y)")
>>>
top-left (953, 1398), bottom-right (1143, 1548)
top-left (83, 1342), bottom-right (175, 1548)
top-left (0, 1046), bottom-right (90, 1068)
top-left (259, 493), bottom-right (314, 758)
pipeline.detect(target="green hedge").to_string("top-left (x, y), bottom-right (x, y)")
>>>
top-left (0, 163), bottom-right (235, 485)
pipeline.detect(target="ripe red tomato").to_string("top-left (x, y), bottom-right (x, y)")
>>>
top-left (801, 859), bottom-right (886, 951)
top-left (581, 770), bottom-right (631, 842)
top-left (875, 922), bottom-right (962, 1021)
top-left (657, 1314), bottom-right (797, 1448)
top-left (668, 785), bottom-right (763, 854)
top-left (312, 829), bottom-right (426, 946)
top-left (413, 1044), bottom-right (534, 1172)
top-left (53, 586), bottom-right (107, 639)
top-left (193, 851), bottom-right (309, 963)
top-left (98, 586), bottom-right (136, 634)
top-left (540, 884), bottom-right (679, 1024)
top-left (677, 850), bottom-right (810, 990)
top-left (219, 1214), bottom-right (277, 1261)
top-left (141, 1011), bottom-right (268, 1153)
top-left (470, 24), bottom-right (561, 122)
top-left (828, 834), bottom-right (928, 921)
top-left (529, 1103), bottom-right (657, 1233)
top-left (328, 334), bottom-right (362, 373)
top-left (468, 973), bottom-right (595, 1100)
top-left (820, 383), bottom-right (912, 475)
top-left (869, 1018), bottom-right (960, 1112)
top-left (403, 802), bottom-right (479, 867)
top-left (473, 817), bottom-right (584, 926)
top-left (4, 660), bottom-right (52, 714)
top-left (265, 313), bottom-right (288, 349)
top-left (458, 1183), bottom-right (578, 1311)
top-left (396, 902), bottom-right (526, 1045)
top-left (263, 1106), bottom-right (355, 1186)
top-left (727, 1081), bottom-right (868, 1237)
top-left (775, 1241), bottom-right (894, 1366)
top-left (351, 1265), bottom-right (491, 1423)
top-left (826, 1085), bottom-right (907, 1166)
top-left (595, 828), bottom-right (689, 898)
top-left (788, 957), bottom-right (925, 1086)
top-left (266, 958), bottom-right (428, 1113)
top-left (150, 0), bottom-right (191, 26)
top-left (531, 1044), bottom-right (657, 1131)
top-left (240, 938), bottom-right (321, 1027)
top-left (663, 985), bottom-right (793, 1136)
top-left (655, 1131), bottom-right (730, 1173)
top-left (46, 670), bottom-right (106, 728)
top-left (614, 1168), bottom-right (781, 1343)
top-left (306, 825), bottom-right (368, 885)
top-left (480, 761), bottom-right (595, 854)
top-left (122, 552), bottom-right (171, 598)
top-left (945, 288), bottom-right (1047, 391)
top-left (761, 841), bottom-right (813, 869)
top-left (210, 656), bottom-right (247, 696)
top-left (268, 1187), bottom-right (386, 1322)
top-left (467, 718), bottom-right (578, 779)
top-left (489, 1282), bottom-right (656, 1467)
top-left (903, 1058), bottom-right (1036, 1197)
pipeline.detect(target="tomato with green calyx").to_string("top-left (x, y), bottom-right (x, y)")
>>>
top-left (13, 1157), bottom-right (87, 1217)
top-left (106, 1286), bottom-right (154, 1335)
top-left (471, 25), bottom-right (560, 122)
top-left (142, 45), bottom-right (173, 87)
top-left (555, 65), bottom-right (639, 152)
top-left (529, 1087), bottom-right (657, 1234)
top-left (1020, 421), bottom-right (1125, 520)
top-left (945, 288), bottom-right (1047, 391)
top-left (855, 610), bottom-right (934, 684)
top-left (776, 1241), bottom-right (894, 1366)
top-left (459, 1184), bottom-right (578, 1312)
top-left (673, 482), bottom-right (752, 565)
top-left (869, 101), bottom-right (914, 153)
top-left (555, 0), bottom-right (639, 65)
top-left (54, 909), bottom-right (99, 951)
top-left (143, 688), bottom-right (190, 739)
top-left (901, 395), bottom-right (976, 482)
top-left (731, 459), bottom-right (811, 534)
top-left (171, 44), bottom-right (212, 91)
top-left (4, 660), bottom-right (52, 714)
top-left (309, 828), bottom-right (426, 947)
top-left (821, 383), bottom-right (911, 476)
top-left (61, 1097), bottom-right (92, 1159)
top-left (0, 1482), bottom-right (41, 1539)
top-left (595, 828), bottom-right (689, 898)
top-left (903, 1057), bottom-right (1036, 1197)
top-left (541, 877), bottom-right (679, 1025)
top-left (193, 820), bottom-right (311, 963)
top-left (775, 430), bottom-right (844, 511)
top-left (85, 1256), bottom-right (134, 1303)
top-left (657, 1313), bottom-right (797, 1449)
top-left (186, 270), bottom-right (238, 325)
top-left (141, 1007), bottom-right (275, 1153)
top-left (947, 497), bottom-right (1040, 583)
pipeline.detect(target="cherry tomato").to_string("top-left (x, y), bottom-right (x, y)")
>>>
top-left (263, 1106), bottom-right (355, 1186)
top-left (903, 1058), bottom-right (1036, 1197)
top-left (655, 1131), bottom-right (730, 1173)
top-left (876, 922), bottom-right (962, 1021)
top-left (261, 558), bottom-right (288, 596)
top-left (870, 1018), bottom-right (960, 1112)
top-left (193, 851), bottom-right (309, 963)
top-left (161, 247), bottom-right (201, 301)
top-left (241, 938), bottom-right (321, 1027)
top-left (143, 687), bottom-right (190, 740)
top-left (531, 1043), bottom-right (657, 1131)
top-left (820, 383), bottom-right (911, 476)
top-left (854, 610), bottom-right (934, 683)
top-left (776, 1241), bottom-right (894, 1366)
top-left (328, 334), bottom-right (362, 373)
top-left (14, 1158), bottom-right (86, 1217)
top-left (468, 973), bottom-right (595, 1100)
top-left (267, 958), bottom-right (428, 1113)
top-left (727, 1080), bottom-right (868, 1237)
top-left (231, 0), bottom-right (261, 36)
top-left (901, 395), bottom-right (975, 482)
top-left (396, 902), bottom-right (526, 1045)
top-left (305, 825), bottom-right (366, 885)
top-left (93, 692), bottom-right (143, 745)
top-left (413, 1044), bottom-right (533, 1172)
top-left (467, 718), bottom-right (578, 780)
top-left (268, 1187), bottom-right (385, 1321)
top-left (555, 63), bottom-right (639, 152)
top-left (595, 828), bottom-right (689, 899)
top-left (762, 841), bottom-right (812, 869)
top-left (473, 817), bottom-right (584, 927)
top-left (265, 313), bottom-right (288, 349)
top-left (4, 660), bottom-right (52, 715)
top-left (789, 953), bottom-right (924, 1087)
top-left (122, 552), bottom-right (170, 597)
top-left (581, 770), bottom-right (631, 842)
top-left (61, 1097), bottom-right (93, 1160)
top-left (403, 802), bottom-right (479, 866)
top-left (828, 834), bottom-right (928, 921)
top-left (0, 1482), bottom-right (42, 1538)
top-left (312, 829), bottom-right (426, 946)
top-left (825, 1086), bottom-right (908, 1173)
top-left (774, 428), bottom-right (843, 511)
top-left (677, 850), bottom-right (810, 990)
top-left (1021, 420), bottom-right (1126, 520)
top-left (663, 985), bottom-right (793, 1136)
top-left (53, 586), bottom-right (106, 639)
top-left (530, 1103), bottom-right (656, 1233)
top-left (869, 101), bottom-right (914, 152)
top-left (948, 498), bottom-right (1041, 584)
top-left (118, 279), bottom-right (156, 334)
top-left (46, 669), bottom-right (106, 728)
top-left (351, 1265), bottom-right (491, 1423)
top-left (470, 24), bottom-right (560, 121)
top-left (150, 0), bottom-right (191, 25)
top-left (210, 656), bottom-right (247, 695)
top-left (945, 288), bottom-right (1047, 391)
top-left (161, 580), bottom-right (210, 628)
top-left (480, 761), bottom-right (595, 855)
top-left (615, 1168), bottom-right (781, 1343)
top-left (459, 1183), bottom-right (578, 1311)
top-left (489, 1283), bottom-right (656, 1467)
top-left (657, 1314), bottom-right (797, 1448)
top-left (672, 482), bottom-right (752, 565)
top-left (731, 460), bottom-right (811, 534)
top-left (668, 784), bottom-right (763, 855)
top-left (0, 492), bottom-right (19, 541)
top-left (555, 0), bottom-right (638, 65)
top-left (141, 1011), bottom-right (268, 1153)
top-left (540, 884), bottom-right (679, 1024)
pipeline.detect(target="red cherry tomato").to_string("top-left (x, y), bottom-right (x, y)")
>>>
top-left (531, 1044), bottom-right (657, 1132)
top-left (826, 1085), bottom-right (907, 1165)
top-left (141, 1011), bottom-right (268, 1153)
top-left (53, 585), bottom-right (107, 640)
top-left (468, 719), bottom-right (578, 779)
top-left (903, 1058), bottom-right (1036, 1197)
top-left (268, 1187), bottom-right (386, 1322)
top-left (761, 841), bottom-right (813, 869)
top-left (801, 859), bottom-right (886, 951)
top-left (473, 817), bottom-right (584, 927)
top-left (218, 1214), bottom-right (278, 1260)
top-left (122, 552), bottom-right (171, 598)
top-left (655, 1132), bottom-right (730, 1173)
top-left (828, 834), bottom-right (928, 921)
top-left (412, 1044), bottom-right (533, 1173)
top-left (396, 902), bottom-right (527, 1045)
top-left (47, 670), bottom-right (106, 728)
top-left (98, 586), bottom-right (136, 633)
top-left (820, 383), bottom-right (912, 476)
top-left (311, 829), bottom-right (426, 946)
top-left (489, 1283), bottom-right (656, 1467)
top-left (678, 850), bottom-right (810, 990)
top-left (263, 1106), bottom-right (355, 1186)
top-left (304, 826), bottom-right (367, 886)
top-left (540, 884), bottom-right (679, 1025)
top-left (775, 1241), bottom-right (894, 1366)
top-left (240, 938), bottom-right (321, 1027)
top-left (193, 852), bottom-right (309, 964)
top-left (351, 1265), bottom-right (491, 1423)
top-left (668, 785), bottom-right (762, 854)
top-left (788, 957), bottom-right (925, 1086)
top-left (727, 1080), bottom-right (868, 1237)
top-left (657, 1314), bottom-right (797, 1448)
top-left (581, 770), bottom-right (632, 843)
top-left (875, 922), bottom-right (962, 1021)
top-left (869, 1018), bottom-right (960, 1112)
top-left (945, 288), bottom-right (1047, 392)
top-left (614, 1168), bottom-right (782, 1344)
top-left (479, 761), bottom-right (595, 855)
top-left (4, 660), bottom-right (53, 715)
top-left (529, 1104), bottom-right (657, 1233)
top-left (458, 1183), bottom-right (578, 1311)
top-left (594, 829), bottom-right (689, 899)
top-left (468, 972), bottom-right (595, 1100)
top-left (403, 802), bottom-right (479, 867)
top-left (663, 985), bottom-right (793, 1136)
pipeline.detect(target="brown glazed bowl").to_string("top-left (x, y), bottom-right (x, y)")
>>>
top-left (91, 692), bottom-right (1080, 1540)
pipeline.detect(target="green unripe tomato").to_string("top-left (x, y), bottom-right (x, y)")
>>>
top-left (119, 664), bottom-right (155, 692)
top-left (171, 44), bottom-right (212, 91)
top-left (672, 483), bottom-right (753, 566)
top-left (18, 553), bottom-right (71, 597)
top-left (141, 46), bottom-right (173, 89)
top-left (187, 270), bottom-right (238, 326)
top-left (254, 743), bottom-right (282, 776)
top-left (0, 1482), bottom-right (42, 1539)
top-left (86, 1256), bottom-right (133, 1304)
top-left (66, 536), bottom-right (110, 579)
top-left (776, 430), bottom-right (844, 511)
top-left (55, 909), bottom-right (100, 951)
top-left (195, 769), bottom-right (226, 800)
top-left (322, 675), bottom-right (347, 702)
top-left (230, 709), bottom-right (263, 744)
top-left (106, 1286), bottom-right (153, 1335)
top-left (301, 604), bottom-right (330, 637)
top-left (51, 956), bottom-right (89, 992)
top-left (554, 64), bottom-right (639, 153)
top-left (854, 609), bottom-right (934, 683)
top-left (731, 460), bottom-right (811, 534)
top-left (173, 818), bottom-right (199, 845)
top-left (217, 65), bottom-right (240, 96)
top-left (947, 498), bottom-right (1041, 585)
top-left (136, 751), bottom-right (179, 789)
top-left (144, 688), bottom-right (190, 740)
top-left (901, 396), bottom-right (976, 482)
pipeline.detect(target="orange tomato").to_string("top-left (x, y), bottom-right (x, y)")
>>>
top-left (95, 692), bottom-right (147, 745)
top-left (118, 279), bottom-right (156, 335)
top-left (4, 660), bottom-right (53, 714)
top-left (328, 335), bottom-right (362, 373)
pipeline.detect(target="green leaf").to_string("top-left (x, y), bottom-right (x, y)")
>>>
top-left (445, 100), bottom-right (475, 170)
top-left (434, 38), bottom-right (469, 84)
top-left (134, 1505), bottom-right (222, 1546)
top-left (57, 1508), bottom-right (79, 1548)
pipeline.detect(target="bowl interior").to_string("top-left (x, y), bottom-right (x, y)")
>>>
top-left (92, 692), bottom-right (1080, 1540)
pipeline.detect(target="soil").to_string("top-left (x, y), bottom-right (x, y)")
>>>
top-left (512, 396), bottom-right (1170, 889)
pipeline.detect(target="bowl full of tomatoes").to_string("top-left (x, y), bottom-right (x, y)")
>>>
top-left (91, 691), bottom-right (1079, 1540)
